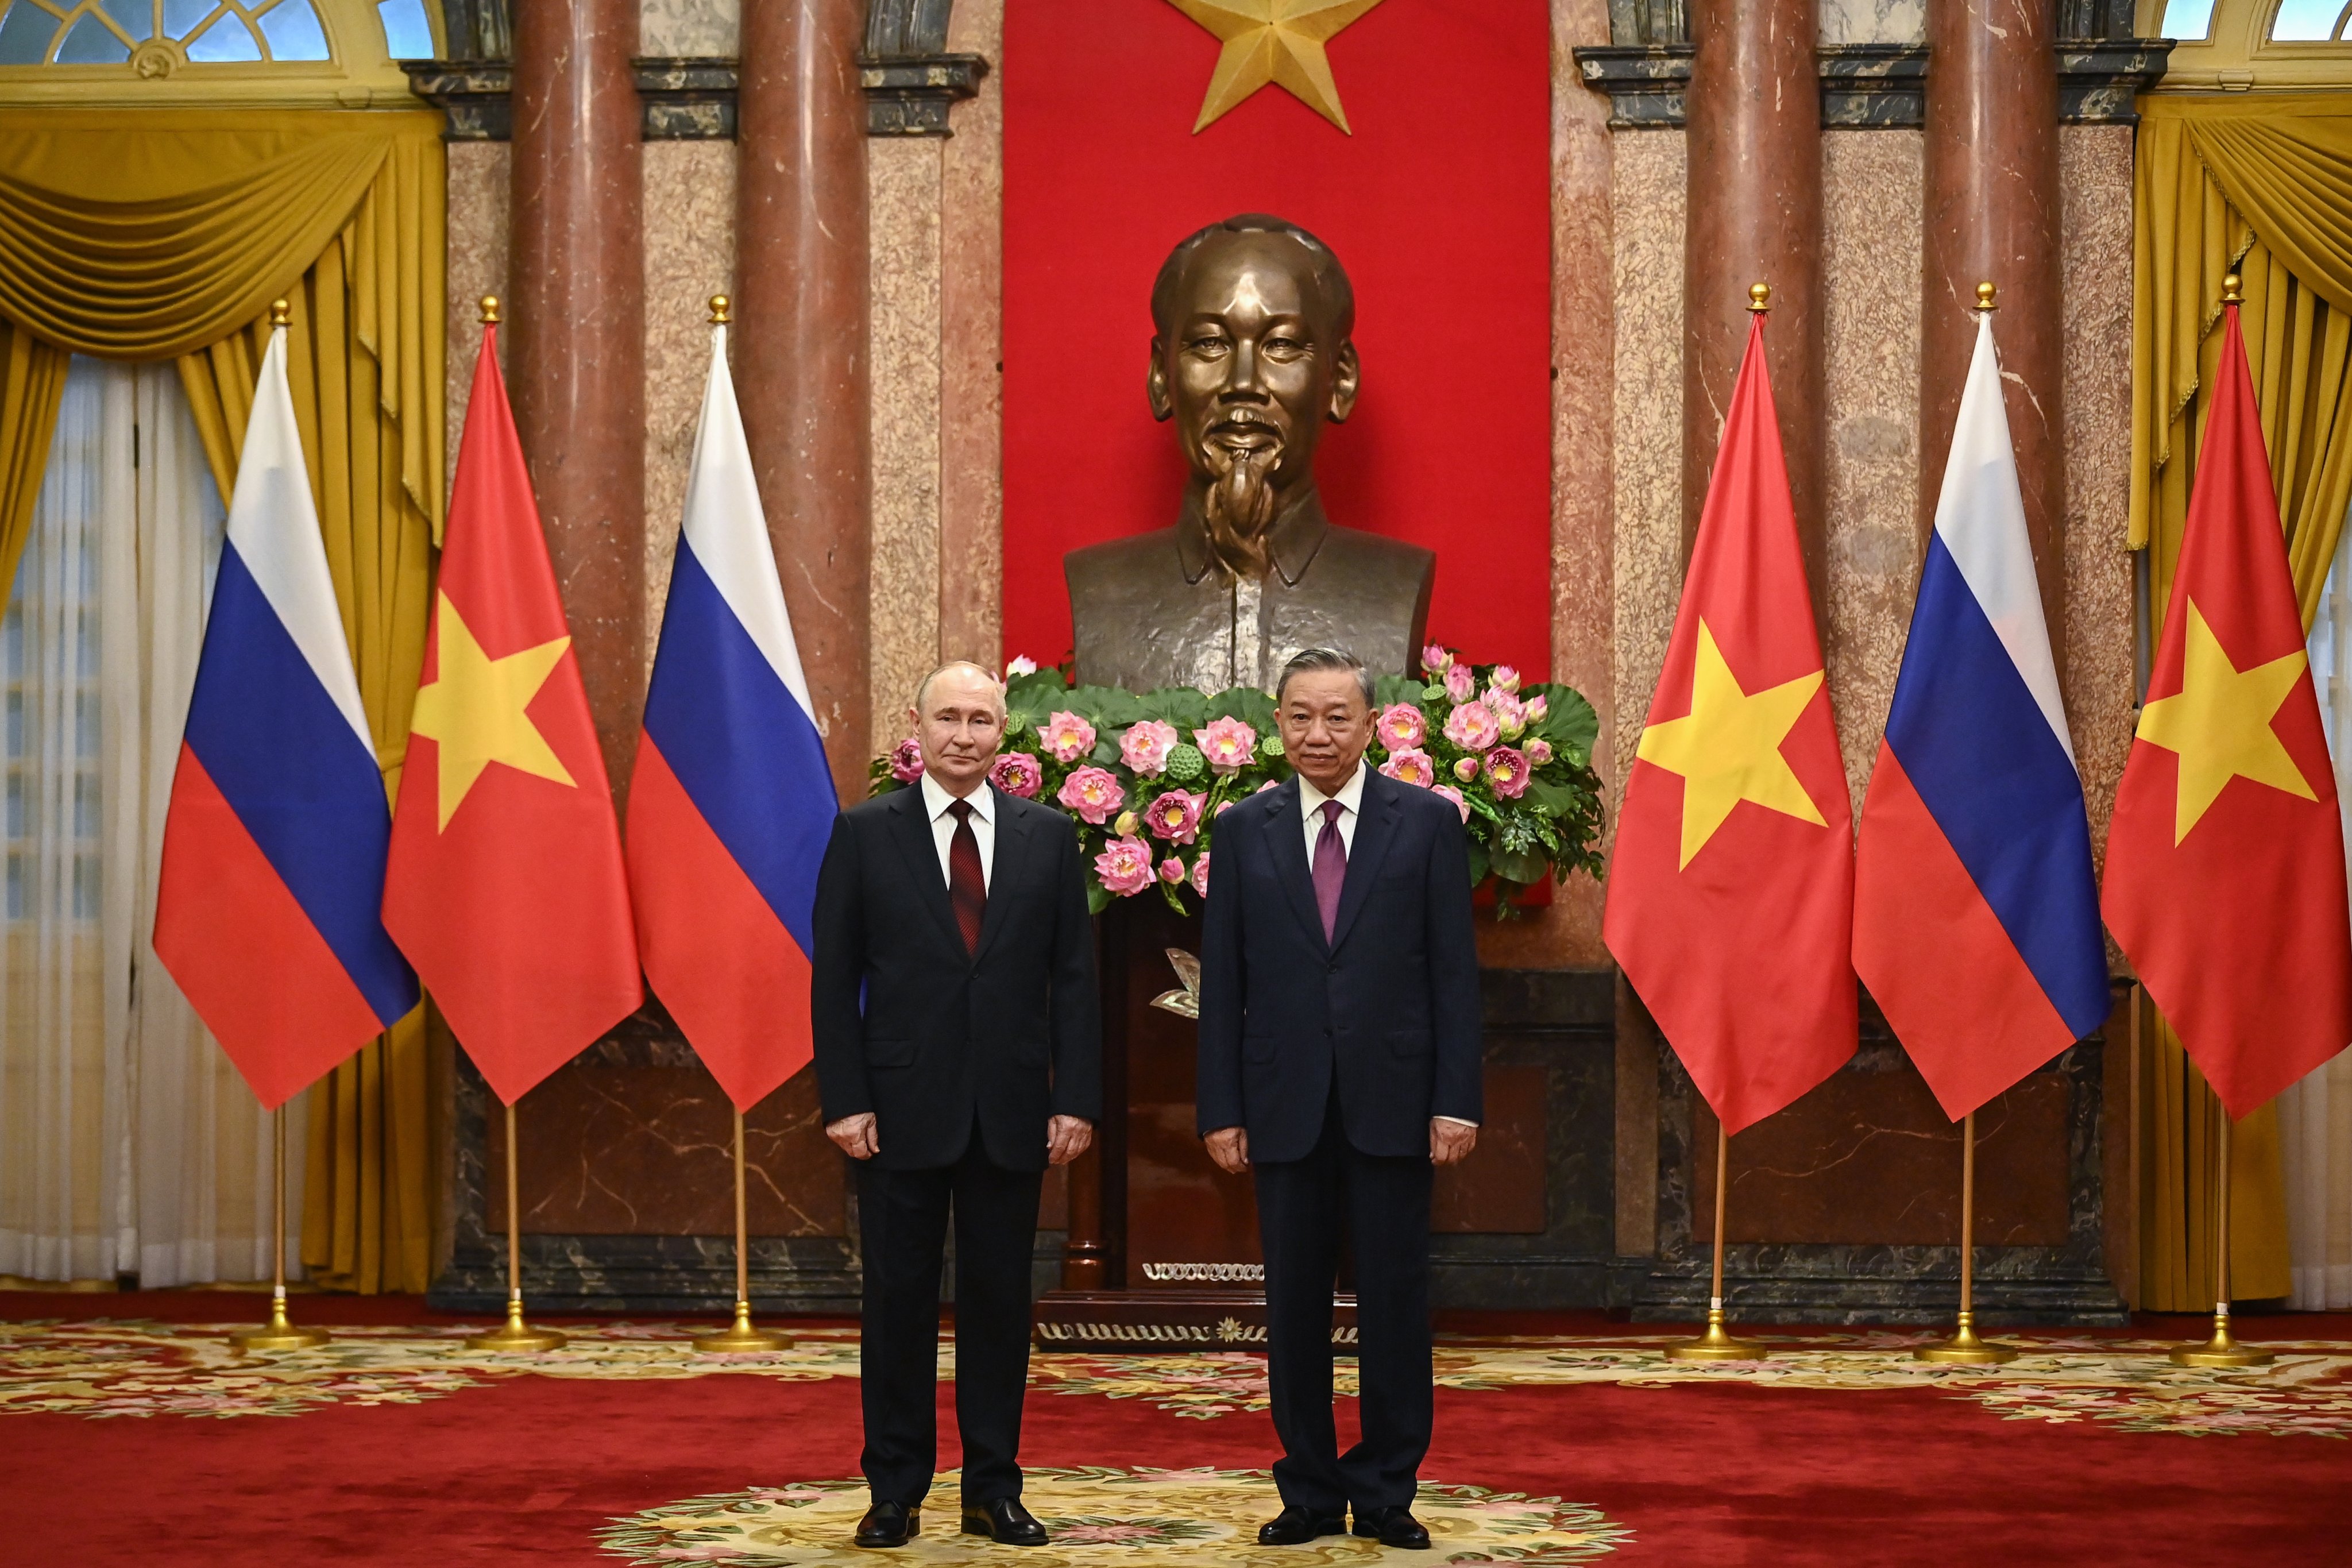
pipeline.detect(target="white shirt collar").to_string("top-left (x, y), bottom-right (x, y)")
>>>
top-left (1298, 760), bottom-right (1367, 819)
top-left (920, 770), bottom-right (994, 823)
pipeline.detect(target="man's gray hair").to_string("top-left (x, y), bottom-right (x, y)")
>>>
top-left (913, 660), bottom-right (1007, 717)
top-left (1275, 646), bottom-right (1375, 709)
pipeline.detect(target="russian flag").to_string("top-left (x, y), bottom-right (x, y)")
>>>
top-left (1854, 308), bottom-right (2109, 1121)
top-left (153, 322), bottom-right (418, 1110)
top-left (626, 315), bottom-right (839, 1110)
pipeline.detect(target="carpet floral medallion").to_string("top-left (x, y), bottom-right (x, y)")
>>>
top-left (593, 1467), bottom-right (1633, 1566)
top-left (5, 1319), bottom-right (2349, 1438)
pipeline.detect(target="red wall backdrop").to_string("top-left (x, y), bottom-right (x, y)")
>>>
top-left (1000, 0), bottom-right (1554, 678)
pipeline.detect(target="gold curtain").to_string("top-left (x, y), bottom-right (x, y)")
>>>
top-left (0, 109), bottom-right (444, 1292)
top-left (2129, 94), bottom-right (2352, 1308)
top-left (0, 320), bottom-right (68, 603)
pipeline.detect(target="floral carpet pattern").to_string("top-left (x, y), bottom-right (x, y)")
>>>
top-left (594, 1467), bottom-right (1632, 1566)
top-left (3, 1319), bottom-right (2349, 1438)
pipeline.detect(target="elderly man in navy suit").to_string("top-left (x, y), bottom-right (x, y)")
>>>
top-left (1196, 646), bottom-right (1484, 1551)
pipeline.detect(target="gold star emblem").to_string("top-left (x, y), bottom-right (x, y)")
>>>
top-left (406, 591), bottom-right (577, 831)
top-left (1167, 0), bottom-right (1388, 134)
top-left (2134, 598), bottom-right (2316, 844)
top-left (1636, 621), bottom-right (1828, 869)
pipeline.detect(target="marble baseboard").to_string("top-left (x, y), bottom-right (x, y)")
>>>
top-left (428, 1233), bottom-right (862, 1315)
top-left (1633, 1255), bottom-right (2129, 1326)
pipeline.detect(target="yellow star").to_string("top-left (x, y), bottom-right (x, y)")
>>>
top-left (406, 591), bottom-right (576, 831)
top-left (1636, 621), bottom-right (1828, 869)
top-left (1167, 0), bottom-right (1388, 134)
top-left (2134, 598), bottom-right (2316, 844)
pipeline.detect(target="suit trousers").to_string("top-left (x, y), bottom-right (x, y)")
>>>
top-left (1252, 1092), bottom-right (1434, 1513)
top-left (856, 1135), bottom-right (1044, 1508)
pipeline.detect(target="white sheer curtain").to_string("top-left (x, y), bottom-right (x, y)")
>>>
top-left (0, 356), bottom-right (305, 1286)
top-left (2288, 521), bottom-right (2352, 1310)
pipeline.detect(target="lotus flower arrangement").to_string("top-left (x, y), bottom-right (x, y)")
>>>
top-left (870, 648), bottom-right (1604, 916)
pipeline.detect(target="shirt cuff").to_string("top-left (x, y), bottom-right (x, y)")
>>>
top-left (1434, 1115), bottom-right (1480, 1129)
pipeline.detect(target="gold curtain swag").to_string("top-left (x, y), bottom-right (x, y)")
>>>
top-left (2129, 94), bottom-right (2351, 1310)
top-left (0, 109), bottom-right (445, 1293)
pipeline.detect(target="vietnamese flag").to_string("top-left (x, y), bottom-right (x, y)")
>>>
top-left (382, 326), bottom-right (642, 1104)
top-left (1604, 310), bottom-right (1856, 1134)
top-left (2102, 300), bottom-right (2352, 1118)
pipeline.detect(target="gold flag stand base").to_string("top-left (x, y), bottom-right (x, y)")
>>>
top-left (467, 1294), bottom-right (568, 1353)
top-left (233, 1288), bottom-right (329, 1353)
top-left (1664, 1303), bottom-right (1767, 1362)
top-left (694, 1300), bottom-right (790, 1354)
top-left (1914, 1311), bottom-right (2016, 1365)
top-left (2166, 1098), bottom-right (2272, 1368)
top-left (231, 1112), bottom-right (327, 1352)
top-left (2169, 1310), bottom-right (2273, 1369)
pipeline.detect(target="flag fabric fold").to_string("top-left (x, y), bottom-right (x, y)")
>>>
top-left (1604, 312), bottom-right (1856, 1134)
top-left (1854, 312), bottom-right (2110, 1120)
top-left (381, 325), bottom-right (641, 1106)
top-left (154, 324), bottom-right (419, 1110)
top-left (627, 324), bottom-right (838, 1111)
top-left (2103, 300), bottom-right (2352, 1118)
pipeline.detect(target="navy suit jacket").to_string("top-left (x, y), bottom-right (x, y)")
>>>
top-left (1195, 766), bottom-right (1483, 1163)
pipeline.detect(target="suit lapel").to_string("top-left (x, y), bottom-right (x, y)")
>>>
top-left (886, 786), bottom-right (967, 956)
top-left (1265, 777), bottom-right (1327, 952)
top-left (972, 788), bottom-right (1029, 964)
top-left (1328, 768), bottom-right (1400, 954)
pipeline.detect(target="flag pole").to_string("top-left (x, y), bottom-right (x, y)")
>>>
top-left (2170, 1104), bottom-right (2273, 1367)
top-left (1665, 1121), bottom-right (1766, 1361)
top-left (467, 1100), bottom-right (567, 1351)
top-left (1916, 1110), bottom-right (2016, 1363)
top-left (696, 1107), bottom-right (790, 1352)
top-left (233, 1103), bottom-right (329, 1351)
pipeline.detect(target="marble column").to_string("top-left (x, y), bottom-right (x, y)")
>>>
top-left (1682, 0), bottom-right (1825, 605)
top-left (508, 0), bottom-right (646, 802)
top-left (737, 0), bottom-right (872, 799)
top-left (1921, 0), bottom-right (2065, 671)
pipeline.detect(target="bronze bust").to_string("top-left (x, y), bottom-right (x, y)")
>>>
top-left (1064, 214), bottom-right (1434, 693)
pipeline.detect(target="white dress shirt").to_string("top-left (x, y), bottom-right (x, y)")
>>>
top-left (1297, 760), bottom-right (1473, 1129)
top-left (920, 770), bottom-right (995, 892)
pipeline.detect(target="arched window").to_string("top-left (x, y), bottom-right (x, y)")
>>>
top-left (2147, 0), bottom-right (2352, 83)
top-left (0, 0), bottom-right (434, 103)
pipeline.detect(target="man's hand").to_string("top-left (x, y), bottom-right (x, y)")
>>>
top-left (1047, 1115), bottom-right (1094, 1167)
top-left (1430, 1119), bottom-right (1478, 1167)
top-left (826, 1113), bottom-right (879, 1160)
top-left (1204, 1126), bottom-right (1250, 1175)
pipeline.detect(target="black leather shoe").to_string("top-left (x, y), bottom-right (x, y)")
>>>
top-left (1257, 1505), bottom-right (1347, 1545)
top-left (853, 1500), bottom-right (920, 1548)
top-left (961, 1496), bottom-right (1049, 1546)
top-left (1354, 1505), bottom-right (1431, 1549)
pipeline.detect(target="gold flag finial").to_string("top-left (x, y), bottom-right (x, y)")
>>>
top-left (1747, 283), bottom-right (1771, 314)
top-left (2221, 272), bottom-right (2243, 304)
top-left (1975, 281), bottom-right (1997, 311)
top-left (480, 295), bottom-right (501, 325)
top-left (709, 294), bottom-right (731, 325)
top-left (269, 299), bottom-right (291, 329)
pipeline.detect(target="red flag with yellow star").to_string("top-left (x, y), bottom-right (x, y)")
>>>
top-left (382, 327), bottom-right (642, 1104)
top-left (1603, 311), bottom-right (1855, 1134)
top-left (2102, 302), bottom-right (2352, 1118)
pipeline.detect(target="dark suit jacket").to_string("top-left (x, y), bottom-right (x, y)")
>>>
top-left (811, 785), bottom-right (1101, 1172)
top-left (1195, 767), bottom-right (1483, 1163)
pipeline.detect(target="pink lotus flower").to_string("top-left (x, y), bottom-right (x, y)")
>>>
top-left (1443, 701), bottom-right (1500, 751)
top-left (1256, 779), bottom-right (1279, 793)
top-left (1486, 746), bottom-right (1531, 798)
top-left (1057, 765), bottom-right (1123, 825)
top-left (1376, 702), bottom-right (1427, 751)
top-left (1214, 798), bottom-right (1236, 816)
top-left (1453, 755), bottom-right (1481, 783)
top-left (1488, 664), bottom-right (1521, 694)
top-left (1525, 737), bottom-right (1555, 766)
top-left (1121, 719), bottom-right (1180, 776)
top-left (1484, 689), bottom-right (1527, 739)
top-left (1422, 643), bottom-right (1453, 675)
top-left (1160, 855), bottom-right (1186, 885)
top-left (1524, 693), bottom-right (1548, 724)
top-left (989, 751), bottom-right (1043, 798)
top-left (1190, 853), bottom-right (1212, 897)
top-left (1094, 835), bottom-right (1155, 896)
top-left (1192, 716), bottom-right (1258, 774)
top-left (1432, 783), bottom-right (1470, 822)
top-left (888, 737), bottom-right (924, 783)
top-left (1143, 789), bottom-right (1206, 844)
top-left (1005, 654), bottom-right (1038, 677)
top-left (1380, 748), bottom-right (1437, 788)
top-left (1443, 663), bottom-right (1476, 703)
top-left (1042, 709), bottom-right (1098, 763)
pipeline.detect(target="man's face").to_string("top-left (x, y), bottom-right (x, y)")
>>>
top-left (1149, 234), bottom-right (1360, 553)
top-left (910, 667), bottom-right (1004, 795)
top-left (1278, 667), bottom-right (1372, 797)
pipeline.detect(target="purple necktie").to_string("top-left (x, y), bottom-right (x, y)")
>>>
top-left (1312, 798), bottom-right (1346, 944)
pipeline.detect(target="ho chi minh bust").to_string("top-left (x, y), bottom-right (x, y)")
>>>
top-left (1063, 214), bottom-right (1434, 694)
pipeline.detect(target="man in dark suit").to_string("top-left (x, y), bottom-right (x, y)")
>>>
top-left (1197, 646), bottom-right (1483, 1551)
top-left (813, 661), bottom-right (1100, 1550)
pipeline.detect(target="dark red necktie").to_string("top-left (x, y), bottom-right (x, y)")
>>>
top-left (946, 797), bottom-right (986, 955)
